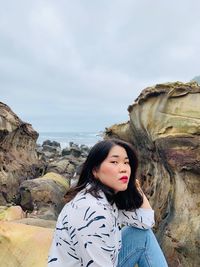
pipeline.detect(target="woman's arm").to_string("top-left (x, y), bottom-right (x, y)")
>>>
top-left (140, 192), bottom-right (152, 209)
top-left (136, 179), bottom-right (152, 209)
top-left (119, 179), bottom-right (154, 229)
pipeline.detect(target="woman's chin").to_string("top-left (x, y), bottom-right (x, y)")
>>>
top-left (115, 185), bottom-right (128, 193)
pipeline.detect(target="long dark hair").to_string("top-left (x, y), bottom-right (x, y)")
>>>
top-left (65, 139), bottom-right (143, 210)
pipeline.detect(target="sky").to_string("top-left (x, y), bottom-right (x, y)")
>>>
top-left (0, 0), bottom-right (200, 133)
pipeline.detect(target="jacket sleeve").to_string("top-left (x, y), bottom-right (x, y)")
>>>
top-left (118, 208), bottom-right (155, 229)
top-left (69, 204), bottom-right (118, 267)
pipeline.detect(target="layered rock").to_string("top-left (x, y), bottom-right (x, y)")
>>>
top-left (0, 205), bottom-right (54, 266)
top-left (0, 102), bottom-right (44, 205)
top-left (105, 81), bottom-right (200, 267)
top-left (0, 102), bottom-right (89, 267)
top-left (17, 172), bottom-right (70, 220)
top-left (0, 205), bottom-right (25, 221)
top-left (12, 218), bottom-right (56, 228)
top-left (0, 221), bottom-right (53, 267)
top-left (0, 204), bottom-right (56, 228)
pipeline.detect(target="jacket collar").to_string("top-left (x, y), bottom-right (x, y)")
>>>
top-left (84, 183), bottom-right (118, 218)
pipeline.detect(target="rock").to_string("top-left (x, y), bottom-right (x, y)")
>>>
top-left (70, 147), bottom-right (82, 157)
top-left (42, 140), bottom-right (61, 148)
top-left (13, 186), bottom-right (34, 213)
top-left (61, 146), bottom-right (82, 158)
top-left (0, 206), bottom-right (25, 221)
top-left (62, 147), bottom-right (71, 156)
top-left (47, 158), bottom-right (70, 174)
top-left (70, 163), bottom-right (84, 187)
top-left (40, 140), bottom-right (62, 159)
top-left (46, 158), bottom-right (77, 180)
top-left (42, 150), bottom-right (57, 159)
top-left (0, 221), bottom-right (53, 267)
top-left (66, 163), bottom-right (76, 177)
top-left (69, 141), bottom-right (78, 148)
top-left (105, 122), bottom-right (133, 143)
top-left (80, 144), bottom-right (90, 154)
top-left (42, 144), bottom-right (61, 159)
top-left (0, 206), bottom-right (56, 228)
top-left (69, 141), bottom-right (74, 147)
top-left (0, 102), bottom-right (44, 205)
top-left (12, 218), bottom-right (56, 228)
top-left (105, 81), bottom-right (200, 267)
top-left (42, 140), bottom-right (52, 146)
top-left (42, 144), bottom-right (58, 153)
top-left (19, 172), bottom-right (69, 220)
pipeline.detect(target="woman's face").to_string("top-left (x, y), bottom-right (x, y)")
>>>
top-left (93, 145), bottom-right (131, 193)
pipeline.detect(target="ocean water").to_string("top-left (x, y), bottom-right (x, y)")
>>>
top-left (37, 132), bottom-right (103, 149)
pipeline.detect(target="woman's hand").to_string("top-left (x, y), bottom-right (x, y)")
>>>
top-left (135, 179), bottom-right (142, 191)
top-left (136, 179), bottom-right (152, 209)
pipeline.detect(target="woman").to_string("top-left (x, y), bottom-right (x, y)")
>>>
top-left (48, 139), bottom-right (168, 267)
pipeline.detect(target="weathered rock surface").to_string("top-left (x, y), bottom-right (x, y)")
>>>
top-left (0, 205), bottom-right (25, 221)
top-left (12, 218), bottom-right (56, 228)
top-left (0, 102), bottom-right (92, 267)
top-left (41, 140), bottom-right (62, 158)
top-left (0, 221), bottom-right (53, 267)
top-left (0, 102), bottom-right (44, 205)
top-left (18, 172), bottom-right (70, 220)
top-left (47, 158), bottom-right (74, 178)
top-left (105, 81), bottom-right (200, 267)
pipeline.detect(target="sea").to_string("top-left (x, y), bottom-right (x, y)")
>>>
top-left (37, 132), bottom-right (103, 149)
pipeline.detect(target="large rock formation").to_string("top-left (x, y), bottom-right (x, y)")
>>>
top-left (0, 102), bottom-right (44, 205)
top-left (0, 102), bottom-right (87, 267)
top-left (105, 81), bottom-right (200, 267)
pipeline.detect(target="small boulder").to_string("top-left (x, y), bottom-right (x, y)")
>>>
top-left (18, 172), bottom-right (69, 219)
top-left (0, 206), bottom-right (25, 221)
top-left (61, 147), bottom-right (71, 156)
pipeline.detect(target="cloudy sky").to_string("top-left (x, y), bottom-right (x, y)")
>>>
top-left (0, 0), bottom-right (199, 133)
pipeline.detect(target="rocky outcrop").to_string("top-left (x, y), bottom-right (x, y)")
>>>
top-left (17, 172), bottom-right (70, 220)
top-left (0, 205), bottom-right (25, 221)
top-left (0, 102), bottom-right (91, 267)
top-left (105, 122), bottom-right (133, 143)
top-left (0, 205), bottom-right (54, 266)
top-left (37, 141), bottom-right (89, 181)
top-left (0, 205), bottom-right (56, 228)
top-left (12, 217), bottom-right (56, 228)
top-left (39, 139), bottom-right (62, 158)
top-left (105, 81), bottom-right (200, 267)
top-left (0, 221), bottom-right (53, 267)
top-left (0, 102), bottom-right (44, 205)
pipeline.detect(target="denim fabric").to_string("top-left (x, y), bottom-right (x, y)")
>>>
top-left (117, 226), bottom-right (168, 267)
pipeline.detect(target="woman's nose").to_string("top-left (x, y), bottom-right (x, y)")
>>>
top-left (119, 164), bottom-right (127, 172)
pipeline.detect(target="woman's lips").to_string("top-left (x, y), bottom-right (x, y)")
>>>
top-left (119, 176), bottom-right (128, 183)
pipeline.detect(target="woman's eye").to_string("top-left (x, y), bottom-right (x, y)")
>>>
top-left (125, 161), bottom-right (130, 165)
top-left (110, 161), bottom-right (118, 164)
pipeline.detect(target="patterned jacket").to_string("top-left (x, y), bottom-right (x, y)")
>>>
top-left (48, 186), bottom-right (155, 267)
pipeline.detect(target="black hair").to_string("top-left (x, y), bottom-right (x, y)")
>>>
top-left (65, 138), bottom-right (143, 210)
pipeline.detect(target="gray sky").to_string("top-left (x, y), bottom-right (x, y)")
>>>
top-left (0, 0), bottom-right (200, 133)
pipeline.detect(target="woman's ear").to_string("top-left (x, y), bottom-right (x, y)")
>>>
top-left (92, 168), bottom-right (98, 179)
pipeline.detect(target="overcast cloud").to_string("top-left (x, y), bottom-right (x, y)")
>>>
top-left (0, 0), bottom-right (200, 132)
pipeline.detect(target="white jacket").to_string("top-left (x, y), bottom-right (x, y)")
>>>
top-left (48, 186), bottom-right (154, 267)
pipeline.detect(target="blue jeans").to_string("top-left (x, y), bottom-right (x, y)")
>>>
top-left (117, 226), bottom-right (168, 267)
